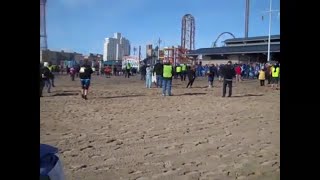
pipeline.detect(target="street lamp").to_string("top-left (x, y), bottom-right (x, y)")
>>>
top-left (263, 0), bottom-right (279, 62)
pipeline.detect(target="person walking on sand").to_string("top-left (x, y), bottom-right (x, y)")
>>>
top-left (207, 64), bottom-right (216, 88)
top-left (162, 61), bottom-right (174, 96)
top-left (47, 62), bottom-right (55, 87)
top-left (70, 66), bottom-right (76, 81)
top-left (40, 64), bottom-right (45, 97)
top-left (258, 68), bottom-right (266, 86)
top-left (186, 65), bottom-right (196, 88)
top-left (79, 63), bottom-right (93, 100)
top-left (145, 64), bottom-right (152, 88)
top-left (42, 62), bottom-right (52, 93)
top-left (235, 64), bottom-right (242, 82)
top-left (221, 61), bottom-right (235, 97)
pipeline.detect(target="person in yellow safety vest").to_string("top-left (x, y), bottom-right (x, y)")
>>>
top-left (47, 62), bottom-right (55, 87)
top-left (162, 61), bottom-right (174, 96)
top-left (125, 63), bottom-right (131, 78)
top-left (271, 63), bottom-right (280, 89)
top-left (176, 65), bottom-right (182, 80)
top-left (181, 64), bottom-right (187, 81)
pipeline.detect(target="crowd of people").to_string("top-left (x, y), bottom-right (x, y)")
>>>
top-left (40, 60), bottom-right (280, 99)
top-left (139, 60), bottom-right (280, 97)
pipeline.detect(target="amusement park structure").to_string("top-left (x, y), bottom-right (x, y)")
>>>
top-left (157, 14), bottom-right (196, 65)
top-left (181, 14), bottom-right (195, 51)
top-left (212, 32), bottom-right (236, 47)
top-left (161, 46), bottom-right (192, 65)
top-left (158, 14), bottom-right (195, 65)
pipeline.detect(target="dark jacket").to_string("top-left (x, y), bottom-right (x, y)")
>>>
top-left (208, 66), bottom-right (215, 78)
top-left (221, 64), bottom-right (235, 80)
top-left (79, 65), bottom-right (93, 79)
top-left (153, 63), bottom-right (163, 76)
top-left (41, 67), bottom-right (51, 80)
top-left (140, 65), bottom-right (146, 75)
top-left (187, 69), bottom-right (196, 80)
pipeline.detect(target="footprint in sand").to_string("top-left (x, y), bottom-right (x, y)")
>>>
top-left (94, 165), bottom-right (111, 171)
top-left (79, 145), bottom-right (94, 151)
top-left (135, 177), bottom-right (148, 180)
top-left (216, 145), bottom-right (226, 150)
top-left (106, 138), bottom-right (116, 143)
top-left (72, 164), bottom-right (87, 171)
top-left (195, 139), bottom-right (209, 146)
top-left (144, 152), bottom-right (154, 157)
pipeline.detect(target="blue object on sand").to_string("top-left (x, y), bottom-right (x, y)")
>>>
top-left (40, 144), bottom-right (65, 180)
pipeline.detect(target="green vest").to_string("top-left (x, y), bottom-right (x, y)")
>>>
top-left (271, 67), bottom-right (280, 77)
top-left (126, 64), bottom-right (131, 69)
top-left (176, 66), bottom-right (182, 73)
top-left (181, 64), bottom-right (187, 71)
top-left (163, 65), bottom-right (173, 78)
top-left (48, 65), bottom-right (53, 72)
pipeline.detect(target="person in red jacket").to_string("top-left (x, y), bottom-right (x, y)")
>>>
top-left (235, 64), bottom-right (242, 82)
top-left (104, 66), bottom-right (112, 78)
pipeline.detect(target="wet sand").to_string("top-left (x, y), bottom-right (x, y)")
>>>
top-left (40, 74), bottom-right (280, 180)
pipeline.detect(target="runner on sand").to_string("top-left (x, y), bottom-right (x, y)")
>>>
top-left (79, 64), bottom-right (93, 100)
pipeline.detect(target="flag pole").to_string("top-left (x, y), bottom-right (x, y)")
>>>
top-left (267, 0), bottom-right (272, 62)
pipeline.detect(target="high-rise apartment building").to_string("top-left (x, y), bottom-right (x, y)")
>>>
top-left (103, 33), bottom-right (130, 61)
top-left (146, 44), bottom-right (153, 58)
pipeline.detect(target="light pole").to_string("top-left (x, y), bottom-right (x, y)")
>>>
top-left (263, 0), bottom-right (279, 62)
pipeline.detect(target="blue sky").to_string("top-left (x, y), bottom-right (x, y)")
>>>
top-left (46, 0), bottom-right (280, 57)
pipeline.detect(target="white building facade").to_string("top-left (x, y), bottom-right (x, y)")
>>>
top-left (103, 33), bottom-right (130, 61)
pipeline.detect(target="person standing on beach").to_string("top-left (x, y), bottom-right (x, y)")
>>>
top-left (218, 64), bottom-right (224, 82)
top-left (125, 63), bottom-right (131, 78)
top-left (258, 68), bottom-right (266, 86)
top-left (221, 61), bottom-right (235, 97)
top-left (145, 64), bottom-right (152, 88)
top-left (162, 61), bottom-right (174, 96)
top-left (207, 64), bottom-right (216, 88)
top-left (235, 64), bottom-right (242, 82)
top-left (79, 63), bottom-right (93, 100)
top-left (47, 62), bottom-right (55, 87)
top-left (153, 60), bottom-right (163, 88)
top-left (70, 66), bottom-right (76, 81)
top-left (186, 65), bottom-right (196, 88)
top-left (175, 64), bottom-right (182, 80)
top-left (181, 63), bottom-right (187, 81)
top-left (42, 62), bottom-right (52, 93)
top-left (271, 63), bottom-right (280, 89)
top-left (40, 64), bottom-right (45, 97)
top-left (265, 64), bottom-right (272, 85)
top-left (140, 63), bottom-right (146, 80)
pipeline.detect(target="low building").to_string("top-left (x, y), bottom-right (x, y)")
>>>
top-left (187, 35), bottom-right (280, 65)
top-left (40, 49), bottom-right (84, 65)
